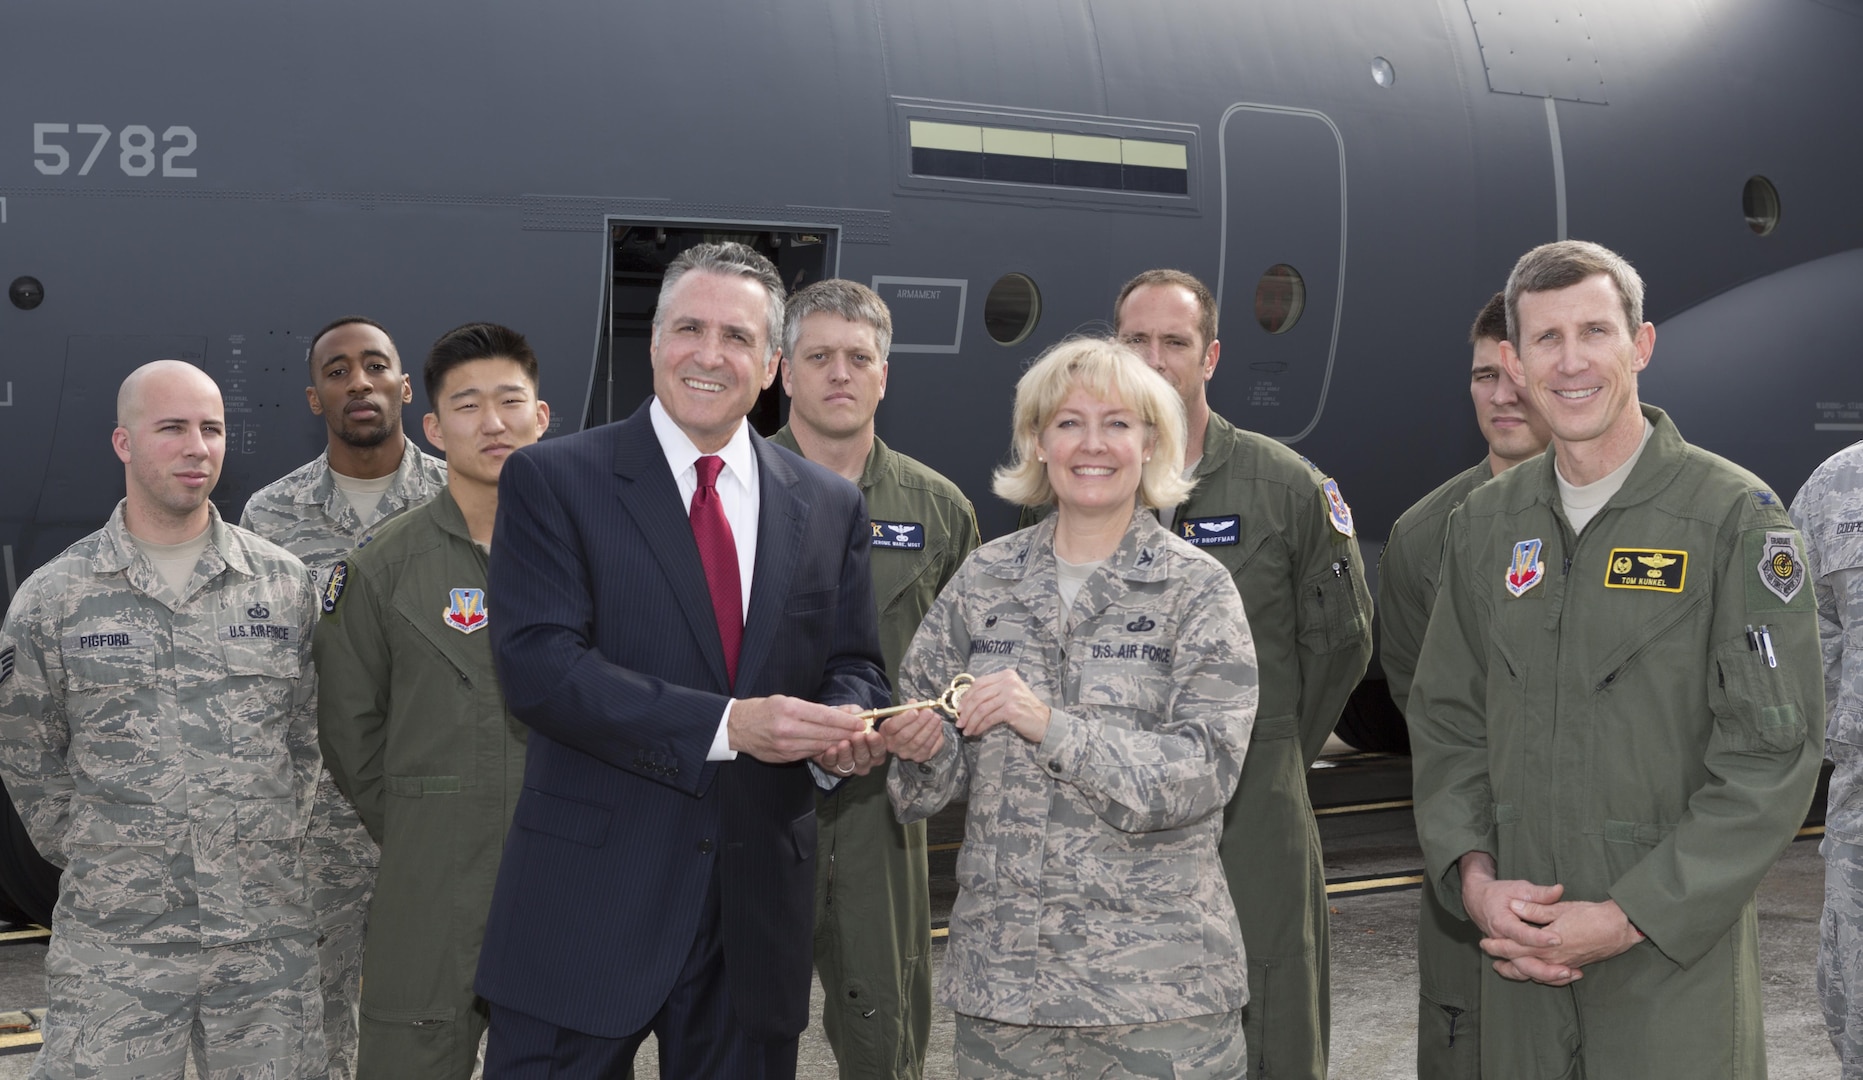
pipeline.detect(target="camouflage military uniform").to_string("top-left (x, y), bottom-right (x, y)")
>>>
top-left (953, 1010), bottom-right (1245, 1079)
top-left (1791, 441), bottom-right (1863, 1080)
top-left (888, 511), bottom-right (1255, 1048)
top-left (1023, 411), bottom-right (1371, 1078)
top-left (241, 436), bottom-right (446, 1080)
top-left (772, 428), bottom-right (979, 1080)
top-left (1379, 459), bottom-right (1492, 1080)
top-left (1411, 406), bottom-right (1823, 1079)
top-left (0, 502), bottom-right (325, 1079)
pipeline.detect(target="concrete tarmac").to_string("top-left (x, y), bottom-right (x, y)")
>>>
top-left (0, 758), bottom-right (1836, 1077)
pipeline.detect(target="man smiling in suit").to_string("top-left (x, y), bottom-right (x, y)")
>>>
top-left (474, 242), bottom-right (890, 1080)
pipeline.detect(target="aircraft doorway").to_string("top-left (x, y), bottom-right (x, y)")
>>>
top-left (1215, 105), bottom-right (1347, 443)
top-left (584, 222), bottom-right (838, 432)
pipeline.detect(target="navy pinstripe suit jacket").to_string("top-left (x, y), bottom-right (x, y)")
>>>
top-left (474, 402), bottom-right (888, 1040)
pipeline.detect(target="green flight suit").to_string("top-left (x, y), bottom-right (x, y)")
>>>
top-left (313, 490), bottom-right (527, 1080)
top-left (1020, 410), bottom-right (1372, 1079)
top-left (772, 428), bottom-right (980, 1080)
top-left (1379, 459), bottom-right (1493, 1080)
top-left (1410, 406), bottom-right (1824, 1079)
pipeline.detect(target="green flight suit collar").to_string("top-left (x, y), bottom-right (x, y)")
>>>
top-left (768, 425), bottom-right (895, 493)
top-left (1531, 403), bottom-right (1685, 516)
top-left (1189, 409), bottom-right (1241, 484)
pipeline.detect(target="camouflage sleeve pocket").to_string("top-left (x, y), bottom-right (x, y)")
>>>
top-left (1712, 636), bottom-right (1809, 754)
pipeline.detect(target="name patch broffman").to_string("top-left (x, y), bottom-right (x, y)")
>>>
top-left (1605, 548), bottom-right (1688, 593)
top-left (1838, 521), bottom-right (1863, 536)
top-left (870, 520), bottom-right (926, 551)
top-left (969, 638), bottom-right (1017, 656)
top-left (1090, 642), bottom-right (1174, 664)
top-left (1758, 531), bottom-right (1804, 603)
top-left (1179, 516), bottom-right (1240, 547)
top-left (219, 622), bottom-right (297, 643)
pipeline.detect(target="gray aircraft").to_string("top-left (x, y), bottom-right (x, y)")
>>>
top-left (1, 0), bottom-right (1860, 918)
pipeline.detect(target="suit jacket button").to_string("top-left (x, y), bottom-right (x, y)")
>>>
top-left (697, 839), bottom-right (714, 854)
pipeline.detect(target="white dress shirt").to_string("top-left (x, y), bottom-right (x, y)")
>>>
top-left (650, 399), bottom-right (758, 761)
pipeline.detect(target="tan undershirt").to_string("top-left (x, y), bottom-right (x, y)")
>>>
top-left (1558, 419), bottom-right (1655, 534)
top-left (130, 525), bottom-right (212, 599)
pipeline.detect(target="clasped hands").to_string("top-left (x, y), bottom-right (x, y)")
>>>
top-left (727, 670), bottom-right (1051, 776)
top-left (1458, 851), bottom-right (1644, 986)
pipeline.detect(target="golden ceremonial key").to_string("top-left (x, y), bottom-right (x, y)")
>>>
top-left (857, 673), bottom-right (975, 732)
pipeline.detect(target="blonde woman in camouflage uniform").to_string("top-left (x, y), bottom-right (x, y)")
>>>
top-left (885, 338), bottom-right (1257, 1078)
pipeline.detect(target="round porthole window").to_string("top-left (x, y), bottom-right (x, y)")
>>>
top-left (1372, 57), bottom-right (1396, 88)
top-left (984, 273), bottom-right (1041, 345)
top-left (1254, 264), bottom-right (1306, 335)
top-left (1743, 175), bottom-right (1780, 236)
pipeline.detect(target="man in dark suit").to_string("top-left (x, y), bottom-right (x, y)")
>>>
top-left (475, 242), bottom-right (891, 1079)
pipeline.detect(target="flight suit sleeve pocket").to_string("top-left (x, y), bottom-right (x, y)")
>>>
top-left (1298, 561), bottom-right (1370, 654)
top-left (1713, 638), bottom-right (1808, 754)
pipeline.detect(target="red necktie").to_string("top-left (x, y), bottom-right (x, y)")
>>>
top-left (690, 455), bottom-right (742, 687)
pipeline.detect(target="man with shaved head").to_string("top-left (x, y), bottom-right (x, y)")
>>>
top-left (0, 360), bottom-right (326, 1078)
top-left (241, 316), bottom-right (446, 1080)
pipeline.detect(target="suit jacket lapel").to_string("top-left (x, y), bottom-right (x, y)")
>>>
top-left (737, 433), bottom-right (805, 692)
top-left (611, 405), bottom-right (732, 692)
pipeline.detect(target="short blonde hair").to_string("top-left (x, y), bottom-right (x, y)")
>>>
top-left (992, 337), bottom-right (1192, 510)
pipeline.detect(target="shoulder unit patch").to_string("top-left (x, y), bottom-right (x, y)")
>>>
top-left (1322, 479), bottom-right (1355, 537)
top-left (321, 561), bottom-right (348, 614)
top-left (1758, 531), bottom-right (1804, 603)
top-left (1604, 548), bottom-right (1688, 593)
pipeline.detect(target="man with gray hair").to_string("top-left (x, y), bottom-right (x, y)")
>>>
top-left (770, 279), bottom-right (979, 1080)
top-left (0, 360), bottom-right (325, 1078)
top-left (474, 243), bottom-right (890, 1079)
top-left (1409, 240), bottom-right (1823, 1076)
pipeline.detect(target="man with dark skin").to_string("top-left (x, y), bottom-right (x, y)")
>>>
top-left (242, 317), bottom-right (447, 1080)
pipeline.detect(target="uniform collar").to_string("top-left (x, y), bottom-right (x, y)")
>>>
top-left (991, 505), bottom-right (1174, 586)
top-left (1534, 403), bottom-right (1684, 513)
top-left (427, 487), bottom-right (475, 545)
top-left (1191, 409), bottom-right (1239, 483)
top-left (768, 424), bottom-right (890, 492)
top-left (96, 500), bottom-right (254, 580)
top-left (299, 435), bottom-right (436, 508)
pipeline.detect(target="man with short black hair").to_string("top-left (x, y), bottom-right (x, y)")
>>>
top-left (1379, 291), bottom-right (1550, 1078)
top-left (241, 316), bottom-right (447, 1080)
top-left (770, 279), bottom-right (979, 1080)
top-left (1410, 240), bottom-right (1823, 1077)
top-left (317, 323), bottom-right (548, 1080)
